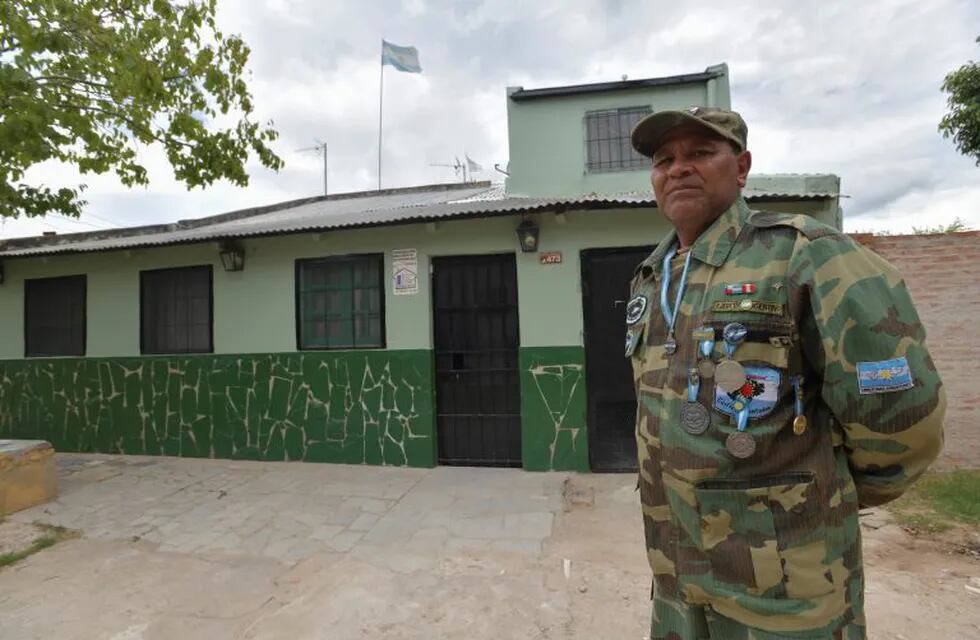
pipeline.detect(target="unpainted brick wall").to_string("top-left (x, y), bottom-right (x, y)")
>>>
top-left (851, 231), bottom-right (980, 469)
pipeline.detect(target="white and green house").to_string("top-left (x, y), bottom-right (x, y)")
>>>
top-left (0, 64), bottom-right (841, 471)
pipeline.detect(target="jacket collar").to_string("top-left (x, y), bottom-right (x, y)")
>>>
top-left (635, 196), bottom-right (750, 280)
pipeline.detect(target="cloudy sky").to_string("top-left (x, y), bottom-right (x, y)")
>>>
top-left (3, 0), bottom-right (978, 239)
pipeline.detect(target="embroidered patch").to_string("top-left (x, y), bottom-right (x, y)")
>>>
top-left (714, 366), bottom-right (781, 419)
top-left (626, 294), bottom-right (648, 326)
top-left (711, 300), bottom-right (784, 316)
top-left (857, 357), bottom-right (914, 394)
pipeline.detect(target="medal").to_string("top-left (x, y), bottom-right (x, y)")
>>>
top-left (722, 322), bottom-right (748, 346)
top-left (791, 375), bottom-right (807, 435)
top-left (793, 415), bottom-right (808, 435)
top-left (680, 366), bottom-right (710, 435)
top-left (680, 403), bottom-right (711, 435)
top-left (715, 360), bottom-right (746, 393)
top-left (693, 326), bottom-right (716, 378)
top-left (716, 323), bottom-right (748, 393)
top-left (664, 335), bottom-right (677, 355)
top-left (725, 395), bottom-right (755, 458)
top-left (725, 431), bottom-right (756, 458)
top-left (698, 359), bottom-right (716, 378)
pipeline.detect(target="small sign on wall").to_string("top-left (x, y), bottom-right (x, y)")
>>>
top-left (392, 248), bottom-right (419, 295)
top-left (539, 251), bottom-right (562, 265)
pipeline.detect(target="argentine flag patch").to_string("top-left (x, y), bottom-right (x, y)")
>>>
top-left (857, 357), bottom-right (914, 394)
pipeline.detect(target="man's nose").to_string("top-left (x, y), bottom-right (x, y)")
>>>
top-left (667, 156), bottom-right (693, 178)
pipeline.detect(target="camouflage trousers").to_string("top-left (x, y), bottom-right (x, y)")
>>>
top-left (650, 592), bottom-right (867, 640)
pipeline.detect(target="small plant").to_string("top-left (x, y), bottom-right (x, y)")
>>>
top-left (911, 217), bottom-right (972, 235)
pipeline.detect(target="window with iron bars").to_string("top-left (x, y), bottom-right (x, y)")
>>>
top-left (585, 107), bottom-right (651, 173)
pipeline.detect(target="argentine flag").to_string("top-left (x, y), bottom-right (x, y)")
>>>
top-left (381, 40), bottom-right (422, 73)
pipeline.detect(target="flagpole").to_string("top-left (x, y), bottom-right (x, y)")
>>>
top-left (378, 40), bottom-right (384, 191)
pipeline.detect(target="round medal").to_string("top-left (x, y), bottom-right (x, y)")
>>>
top-left (722, 322), bottom-right (748, 345)
top-left (714, 360), bottom-right (746, 394)
top-left (664, 335), bottom-right (678, 355)
top-left (698, 359), bottom-right (716, 378)
top-left (725, 431), bottom-right (756, 458)
top-left (793, 415), bottom-right (808, 436)
top-left (680, 402), bottom-right (711, 435)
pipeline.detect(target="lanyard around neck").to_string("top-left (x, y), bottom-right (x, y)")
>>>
top-left (660, 245), bottom-right (693, 339)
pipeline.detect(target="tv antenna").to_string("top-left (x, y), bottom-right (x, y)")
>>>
top-left (429, 156), bottom-right (466, 182)
top-left (296, 139), bottom-right (328, 195)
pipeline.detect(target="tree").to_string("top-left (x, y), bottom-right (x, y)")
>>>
top-left (939, 36), bottom-right (980, 166)
top-left (0, 0), bottom-right (284, 219)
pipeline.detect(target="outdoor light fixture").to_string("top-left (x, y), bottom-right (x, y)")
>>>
top-left (516, 219), bottom-right (540, 253)
top-left (219, 242), bottom-right (245, 272)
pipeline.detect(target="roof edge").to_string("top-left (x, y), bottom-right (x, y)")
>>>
top-left (0, 193), bottom-right (835, 260)
top-left (0, 181), bottom-right (493, 251)
top-left (508, 70), bottom-right (722, 102)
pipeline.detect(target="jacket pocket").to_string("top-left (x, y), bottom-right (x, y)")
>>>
top-left (694, 472), bottom-right (834, 600)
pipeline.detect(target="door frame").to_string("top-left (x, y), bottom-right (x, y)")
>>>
top-left (580, 245), bottom-right (654, 471)
top-left (430, 252), bottom-right (522, 467)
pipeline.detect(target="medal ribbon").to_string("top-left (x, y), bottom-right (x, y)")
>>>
top-left (699, 336), bottom-right (715, 359)
top-left (792, 375), bottom-right (804, 418)
top-left (687, 367), bottom-right (700, 403)
top-left (659, 245), bottom-right (694, 343)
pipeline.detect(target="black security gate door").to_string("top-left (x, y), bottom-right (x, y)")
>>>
top-left (582, 247), bottom-right (654, 471)
top-left (432, 254), bottom-right (522, 466)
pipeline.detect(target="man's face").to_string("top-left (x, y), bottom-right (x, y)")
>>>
top-left (650, 123), bottom-right (752, 234)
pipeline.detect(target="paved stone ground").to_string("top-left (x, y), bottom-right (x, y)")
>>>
top-left (8, 454), bottom-right (562, 561)
top-left (1, 454), bottom-right (978, 639)
top-left (1, 454), bottom-right (649, 639)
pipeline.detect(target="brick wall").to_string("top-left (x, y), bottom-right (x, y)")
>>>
top-left (851, 231), bottom-right (980, 469)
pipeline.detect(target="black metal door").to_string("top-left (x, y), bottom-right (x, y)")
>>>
top-left (582, 247), bottom-right (654, 471)
top-left (432, 254), bottom-right (522, 466)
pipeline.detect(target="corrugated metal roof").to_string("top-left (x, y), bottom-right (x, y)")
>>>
top-left (0, 179), bottom-right (836, 258)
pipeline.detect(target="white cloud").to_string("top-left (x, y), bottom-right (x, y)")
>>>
top-left (2, 0), bottom-right (978, 239)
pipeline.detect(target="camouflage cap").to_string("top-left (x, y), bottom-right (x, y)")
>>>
top-left (631, 106), bottom-right (748, 157)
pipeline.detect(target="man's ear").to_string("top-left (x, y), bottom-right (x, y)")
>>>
top-left (736, 150), bottom-right (752, 188)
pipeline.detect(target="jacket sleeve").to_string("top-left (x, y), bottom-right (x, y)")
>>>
top-left (790, 234), bottom-right (945, 507)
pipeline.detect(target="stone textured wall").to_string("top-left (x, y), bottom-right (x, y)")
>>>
top-left (0, 351), bottom-right (436, 467)
top-left (519, 347), bottom-right (589, 472)
top-left (852, 231), bottom-right (980, 468)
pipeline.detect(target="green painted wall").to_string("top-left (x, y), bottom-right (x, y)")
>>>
top-left (520, 346), bottom-right (589, 472)
top-left (0, 350), bottom-right (435, 466)
top-left (505, 65), bottom-right (731, 197)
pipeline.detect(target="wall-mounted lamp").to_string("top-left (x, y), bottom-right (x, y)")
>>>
top-left (516, 219), bottom-right (540, 253)
top-left (219, 242), bottom-right (245, 272)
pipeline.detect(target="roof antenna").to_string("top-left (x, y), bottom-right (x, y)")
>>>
top-left (296, 139), bottom-right (328, 195)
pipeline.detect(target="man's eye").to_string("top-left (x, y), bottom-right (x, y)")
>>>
top-left (694, 148), bottom-right (713, 157)
top-left (653, 157), bottom-right (671, 168)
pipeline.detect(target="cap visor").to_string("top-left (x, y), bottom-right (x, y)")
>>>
top-left (631, 111), bottom-right (741, 157)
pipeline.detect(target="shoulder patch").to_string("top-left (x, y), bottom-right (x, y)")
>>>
top-left (857, 357), bottom-right (914, 394)
top-left (748, 210), bottom-right (840, 241)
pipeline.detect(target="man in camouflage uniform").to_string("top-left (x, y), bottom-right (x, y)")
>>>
top-left (624, 107), bottom-right (945, 639)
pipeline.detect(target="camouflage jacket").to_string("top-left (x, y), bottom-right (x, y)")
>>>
top-left (626, 197), bottom-right (945, 633)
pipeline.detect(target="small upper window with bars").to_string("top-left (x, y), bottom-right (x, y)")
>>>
top-left (584, 107), bottom-right (651, 173)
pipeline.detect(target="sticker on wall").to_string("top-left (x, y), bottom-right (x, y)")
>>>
top-left (392, 248), bottom-right (419, 295)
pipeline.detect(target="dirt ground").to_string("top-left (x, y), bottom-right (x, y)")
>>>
top-left (1, 459), bottom-right (978, 639)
